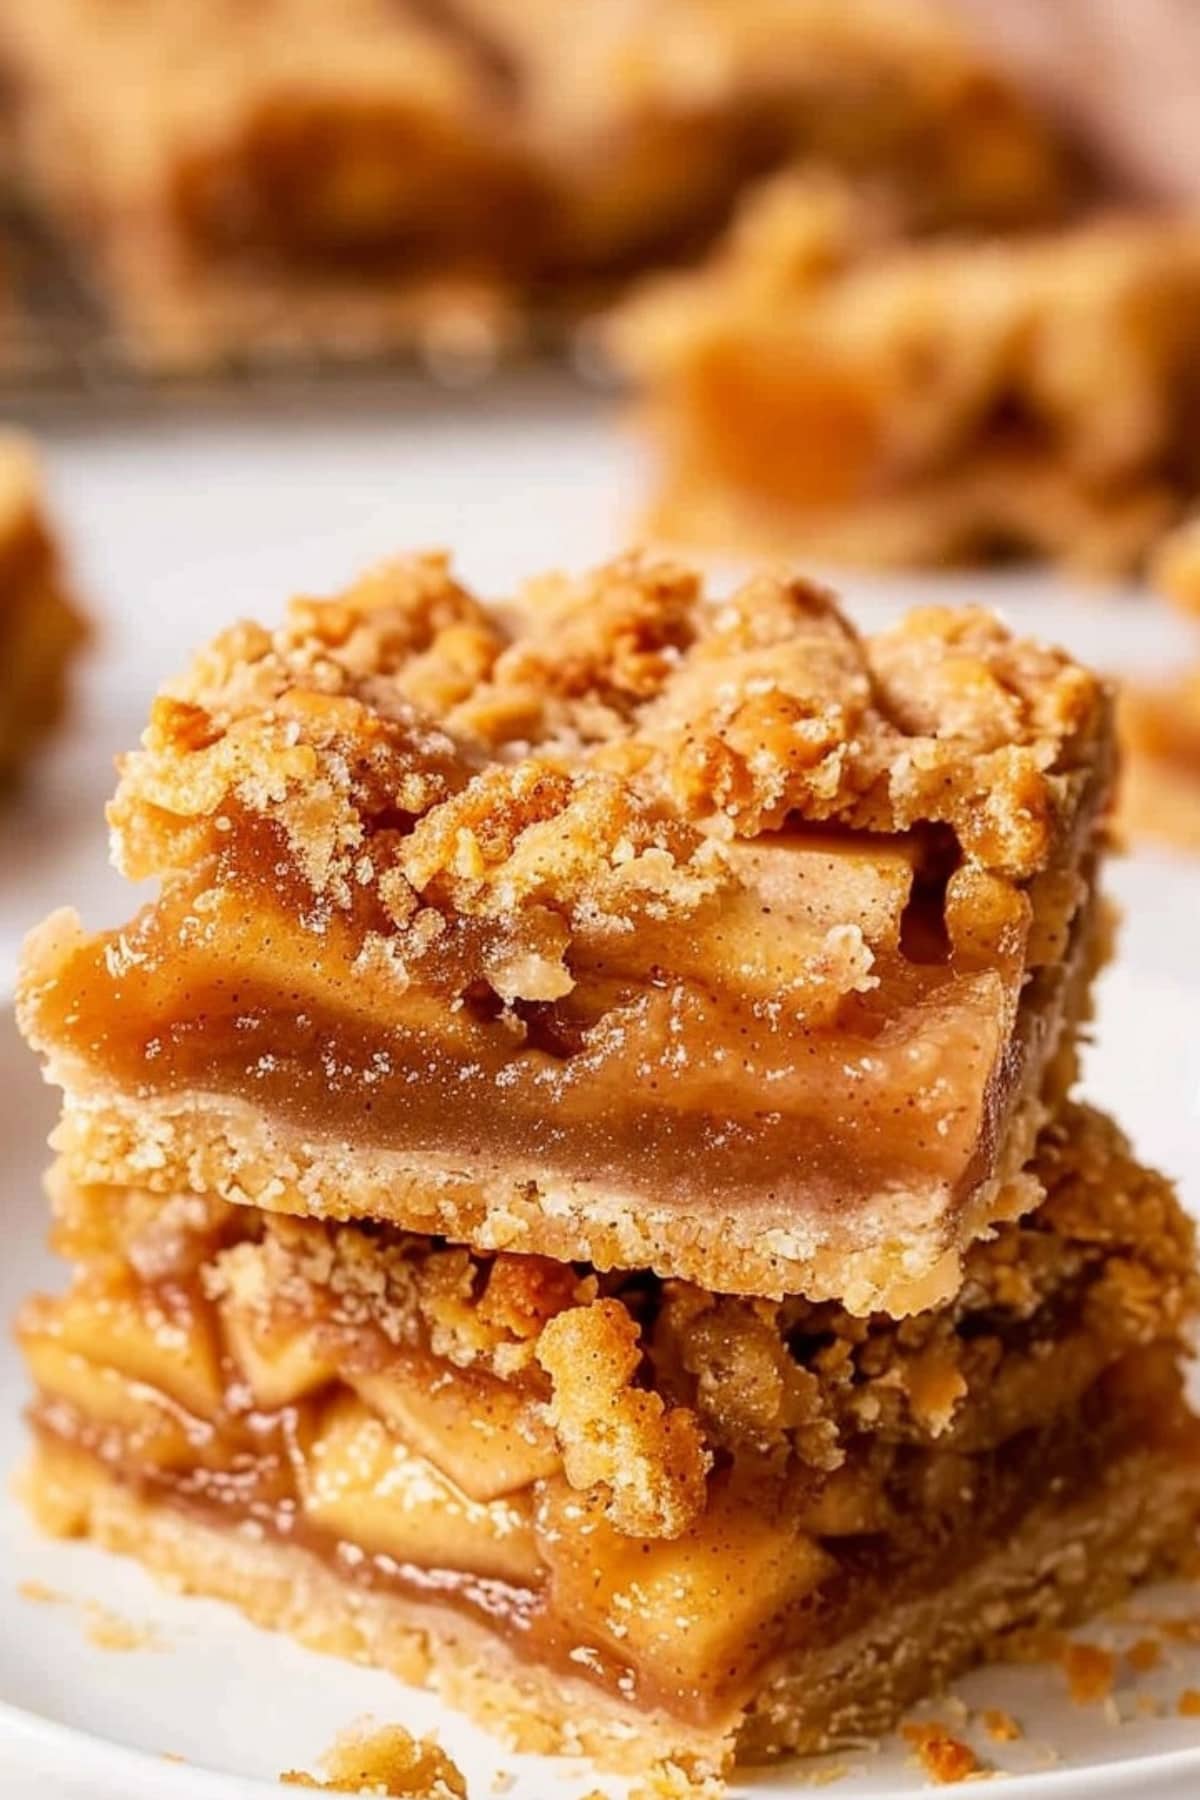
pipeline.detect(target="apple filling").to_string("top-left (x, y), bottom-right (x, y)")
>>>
top-left (21, 1102), bottom-right (1198, 1729)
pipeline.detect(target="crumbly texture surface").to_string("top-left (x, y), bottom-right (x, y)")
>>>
top-left (0, 432), bottom-right (87, 782)
top-left (615, 172), bottom-right (1200, 575)
top-left (19, 553), bottom-right (1114, 1309)
top-left (0, 0), bottom-right (1068, 368)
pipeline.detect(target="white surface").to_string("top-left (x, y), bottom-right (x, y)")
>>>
top-left (2, 380), bottom-right (1200, 1796)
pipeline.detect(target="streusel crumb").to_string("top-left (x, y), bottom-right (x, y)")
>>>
top-left (280, 1722), bottom-right (466, 1795)
top-left (110, 552), bottom-right (1107, 952)
top-left (900, 1721), bottom-right (981, 1784)
top-left (538, 1300), bottom-right (711, 1539)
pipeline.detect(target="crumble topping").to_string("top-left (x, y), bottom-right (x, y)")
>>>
top-left (105, 552), bottom-right (1108, 1010)
top-left (538, 1301), bottom-right (710, 1539)
top-left (207, 1220), bottom-right (594, 1381)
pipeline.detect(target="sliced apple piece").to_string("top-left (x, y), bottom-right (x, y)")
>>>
top-left (24, 1274), bottom-right (224, 1420)
top-left (725, 831), bottom-right (916, 949)
top-left (349, 1357), bottom-right (559, 1502)
top-left (219, 1303), bottom-right (337, 1411)
top-left (299, 1396), bottom-right (543, 1587)
top-left (540, 1475), bottom-right (835, 1697)
top-left (23, 1336), bottom-right (205, 1471)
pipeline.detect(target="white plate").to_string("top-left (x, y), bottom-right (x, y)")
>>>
top-left (2, 387), bottom-right (1200, 1796)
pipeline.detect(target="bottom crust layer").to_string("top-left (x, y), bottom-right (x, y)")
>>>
top-left (27, 1430), bottom-right (1200, 1779)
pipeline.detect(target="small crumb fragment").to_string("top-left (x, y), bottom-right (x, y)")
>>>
top-left (490, 1775), bottom-right (514, 1795)
top-left (1178, 1689), bottom-right (1200, 1717)
top-left (17, 1580), bottom-right (66, 1605)
top-left (980, 1709), bottom-right (1021, 1743)
top-left (280, 1723), bottom-right (467, 1796)
top-left (629, 1762), bottom-right (726, 1799)
top-left (900, 1722), bottom-right (982, 1785)
top-left (1126, 1637), bottom-right (1162, 1674)
top-left (1061, 1641), bottom-right (1116, 1705)
top-left (83, 1602), bottom-right (160, 1653)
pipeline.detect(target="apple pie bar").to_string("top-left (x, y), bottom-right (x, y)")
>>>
top-left (0, 432), bottom-right (86, 783)
top-left (18, 554), bottom-right (1115, 1314)
top-left (0, 0), bottom-right (1068, 370)
top-left (19, 1103), bottom-right (1200, 1774)
top-left (0, 0), bottom-right (534, 371)
top-left (614, 173), bottom-right (1200, 574)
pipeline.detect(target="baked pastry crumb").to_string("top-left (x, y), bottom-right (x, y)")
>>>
top-left (1060, 1642), bottom-right (1117, 1706)
top-left (900, 1721), bottom-right (981, 1784)
top-left (979, 1709), bottom-right (1021, 1743)
top-left (280, 1723), bottom-right (467, 1796)
top-left (1126, 1638), bottom-right (1162, 1674)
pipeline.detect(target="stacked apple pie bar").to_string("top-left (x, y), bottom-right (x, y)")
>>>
top-left (16, 555), bottom-right (1200, 1776)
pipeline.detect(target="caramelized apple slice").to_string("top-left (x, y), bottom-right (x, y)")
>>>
top-left (725, 831), bottom-right (916, 948)
top-left (23, 1336), bottom-right (208, 1471)
top-left (540, 1475), bottom-right (834, 1697)
top-left (23, 1274), bottom-right (224, 1419)
top-left (219, 1303), bottom-right (337, 1410)
top-left (349, 1357), bottom-right (559, 1502)
top-left (299, 1396), bottom-right (544, 1586)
